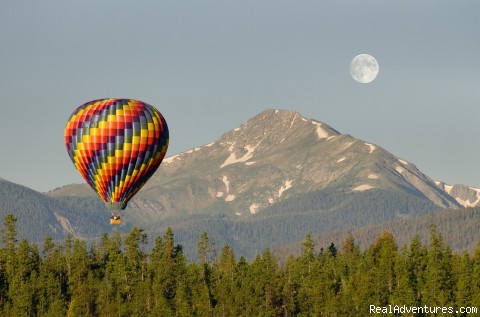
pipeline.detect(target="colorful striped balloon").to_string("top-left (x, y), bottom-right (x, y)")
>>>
top-left (64, 98), bottom-right (169, 215)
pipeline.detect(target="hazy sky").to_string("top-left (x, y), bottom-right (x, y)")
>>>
top-left (1, 1), bottom-right (479, 192)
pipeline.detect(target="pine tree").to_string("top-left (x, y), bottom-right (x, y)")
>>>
top-left (469, 240), bottom-right (480, 307)
top-left (407, 234), bottom-right (427, 306)
top-left (423, 224), bottom-right (446, 307)
top-left (441, 245), bottom-right (455, 307)
top-left (96, 232), bottom-right (123, 317)
top-left (295, 234), bottom-right (318, 315)
top-left (9, 239), bottom-right (39, 317)
top-left (300, 233), bottom-right (315, 269)
top-left (67, 239), bottom-right (96, 317)
top-left (313, 243), bottom-right (339, 315)
top-left (353, 244), bottom-right (377, 315)
top-left (197, 232), bottom-right (213, 265)
top-left (336, 234), bottom-right (361, 316)
top-left (174, 248), bottom-right (192, 317)
top-left (233, 256), bottom-right (255, 316)
top-left (37, 236), bottom-right (68, 316)
top-left (187, 263), bottom-right (212, 317)
top-left (122, 227), bottom-right (149, 316)
top-left (248, 248), bottom-right (279, 316)
top-left (456, 251), bottom-right (472, 314)
top-left (282, 255), bottom-right (298, 317)
top-left (370, 231), bottom-right (398, 306)
top-left (149, 228), bottom-right (181, 316)
top-left (212, 245), bottom-right (236, 317)
top-left (390, 245), bottom-right (416, 310)
top-left (194, 232), bottom-right (214, 316)
top-left (1, 214), bottom-right (18, 283)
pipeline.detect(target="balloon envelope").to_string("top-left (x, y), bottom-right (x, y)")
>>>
top-left (64, 98), bottom-right (169, 211)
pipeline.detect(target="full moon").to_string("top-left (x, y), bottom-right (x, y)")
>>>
top-left (350, 54), bottom-right (379, 83)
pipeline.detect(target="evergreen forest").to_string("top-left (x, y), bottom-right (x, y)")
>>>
top-left (1, 214), bottom-right (480, 317)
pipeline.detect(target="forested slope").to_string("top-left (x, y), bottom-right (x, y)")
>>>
top-left (274, 206), bottom-right (480, 261)
top-left (0, 214), bottom-right (479, 316)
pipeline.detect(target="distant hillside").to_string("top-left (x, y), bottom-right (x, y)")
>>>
top-left (0, 179), bottom-right (65, 241)
top-left (273, 206), bottom-right (480, 262)
top-left (0, 179), bottom-right (120, 243)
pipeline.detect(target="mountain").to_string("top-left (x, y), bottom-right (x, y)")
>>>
top-left (0, 178), bottom-right (118, 243)
top-left (49, 109), bottom-right (478, 217)
top-left (141, 109), bottom-right (467, 214)
top-left (435, 181), bottom-right (480, 207)
top-left (4, 109), bottom-right (478, 258)
top-left (0, 178), bottom-right (65, 240)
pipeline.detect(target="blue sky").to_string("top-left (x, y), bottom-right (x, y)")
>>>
top-left (1, 0), bottom-right (479, 192)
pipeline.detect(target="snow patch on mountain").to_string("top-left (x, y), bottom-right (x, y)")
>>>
top-left (398, 158), bottom-right (409, 165)
top-left (185, 147), bottom-right (201, 154)
top-left (365, 143), bottom-right (376, 153)
top-left (343, 141), bottom-right (354, 149)
top-left (337, 157), bottom-right (346, 163)
top-left (222, 176), bottom-right (230, 193)
top-left (163, 154), bottom-right (181, 164)
top-left (245, 161), bottom-right (256, 166)
top-left (278, 180), bottom-right (292, 197)
top-left (353, 184), bottom-right (375, 191)
top-left (221, 176), bottom-right (236, 201)
top-left (289, 114), bottom-right (297, 129)
top-left (221, 142), bottom-right (260, 168)
top-left (250, 203), bottom-right (260, 214)
top-left (396, 166), bottom-right (405, 174)
top-left (312, 121), bottom-right (329, 139)
top-left (456, 196), bottom-right (480, 207)
top-left (444, 184), bottom-right (453, 194)
top-left (225, 195), bottom-right (236, 202)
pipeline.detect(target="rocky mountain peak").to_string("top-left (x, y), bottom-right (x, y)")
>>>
top-left (48, 109), bottom-right (477, 221)
top-left (217, 109), bottom-right (341, 149)
top-left (141, 109), bottom-right (464, 216)
top-left (435, 181), bottom-right (480, 207)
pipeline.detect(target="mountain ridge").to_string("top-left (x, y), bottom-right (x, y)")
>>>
top-left (47, 109), bottom-right (478, 213)
top-left (2, 108), bottom-right (478, 259)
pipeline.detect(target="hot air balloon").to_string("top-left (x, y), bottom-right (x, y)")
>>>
top-left (64, 98), bottom-right (169, 225)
